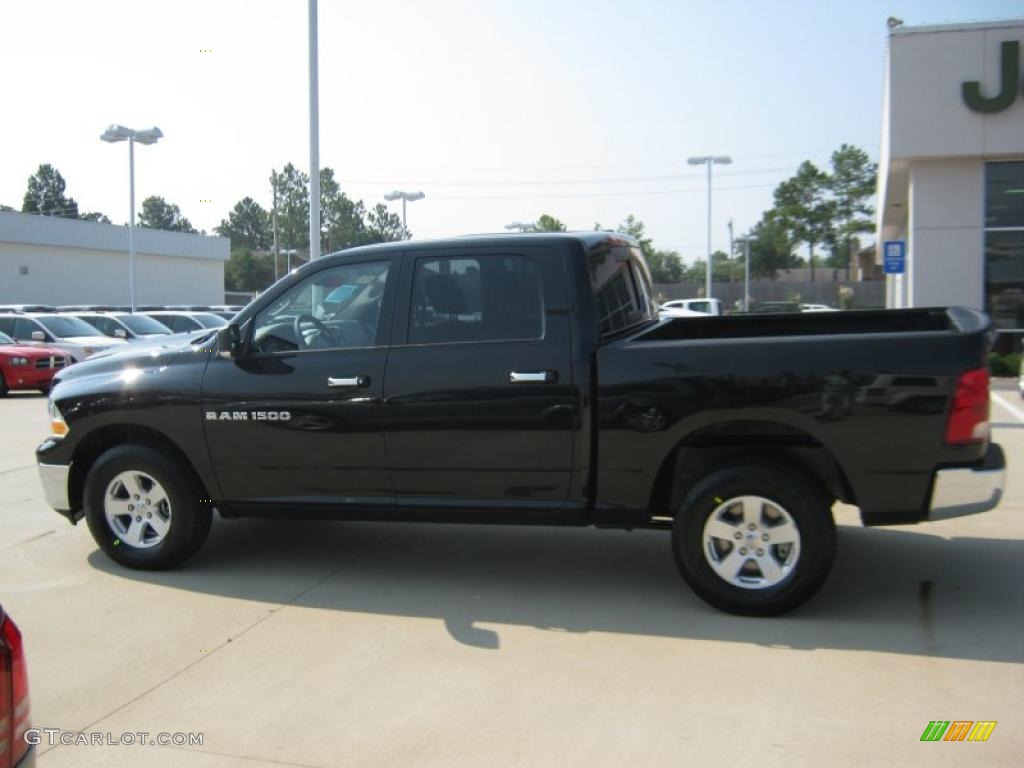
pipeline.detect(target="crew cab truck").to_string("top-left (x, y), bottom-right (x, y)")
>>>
top-left (35, 233), bottom-right (1005, 615)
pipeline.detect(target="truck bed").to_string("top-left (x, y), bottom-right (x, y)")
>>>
top-left (636, 307), bottom-right (986, 342)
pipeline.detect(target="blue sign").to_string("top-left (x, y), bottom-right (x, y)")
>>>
top-left (883, 240), bottom-right (905, 275)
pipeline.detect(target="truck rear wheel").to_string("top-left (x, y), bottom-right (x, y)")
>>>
top-left (84, 444), bottom-right (212, 570)
top-left (672, 463), bottom-right (836, 616)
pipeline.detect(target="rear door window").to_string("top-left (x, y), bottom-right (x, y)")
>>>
top-left (408, 254), bottom-right (543, 344)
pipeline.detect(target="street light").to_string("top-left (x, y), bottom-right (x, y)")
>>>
top-left (383, 190), bottom-right (425, 238)
top-left (687, 155), bottom-right (731, 303)
top-left (101, 124), bottom-right (163, 312)
top-left (736, 236), bottom-right (752, 312)
top-left (504, 221), bottom-right (534, 233)
top-left (281, 248), bottom-right (298, 273)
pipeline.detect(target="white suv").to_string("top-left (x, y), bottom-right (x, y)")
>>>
top-left (0, 313), bottom-right (126, 362)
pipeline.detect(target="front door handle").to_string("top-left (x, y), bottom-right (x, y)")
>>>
top-left (327, 375), bottom-right (369, 388)
top-left (509, 370), bottom-right (557, 384)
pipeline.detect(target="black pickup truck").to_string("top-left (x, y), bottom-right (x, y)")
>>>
top-left (36, 233), bottom-right (1005, 615)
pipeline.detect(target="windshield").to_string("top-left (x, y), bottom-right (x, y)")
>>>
top-left (116, 314), bottom-right (172, 334)
top-left (0, 331), bottom-right (14, 345)
top-left (192, 313), bottom-right (228, 328)
top-left (36, 315), bottom-right (104, 338)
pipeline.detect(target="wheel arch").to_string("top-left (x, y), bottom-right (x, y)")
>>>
top-left (68, 424), bottom-right (212, 512)
top-left (647, 418), bottom-right (856, 519)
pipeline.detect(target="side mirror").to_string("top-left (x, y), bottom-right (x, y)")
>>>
top-left (217, 324), bottom-right (244, 359)
top-left (31, 331), bottom-right (46, 341)
top-left (114, 328), bottom-right (127, 338)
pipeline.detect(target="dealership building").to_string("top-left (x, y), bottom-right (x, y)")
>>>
top-left (877, 19), bottom-right (1024, 330)
top-left (0, 211), bottom-right (229, 306)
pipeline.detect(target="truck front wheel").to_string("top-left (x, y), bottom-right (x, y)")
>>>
top-left (84, 444), bottom-right (212, 570)
top-left (672, 463), bottom-right (836, 616)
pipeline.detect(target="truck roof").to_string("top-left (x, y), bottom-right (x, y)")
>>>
top-left (320, 231), bottom-right (640, 262)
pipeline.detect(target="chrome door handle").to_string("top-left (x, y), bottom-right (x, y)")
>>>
top-left (327, 376), bottom-right (369, 388)
top-left (509, 370), bottom-right (557, 384)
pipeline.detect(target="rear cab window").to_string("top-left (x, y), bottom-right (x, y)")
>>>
top-left (587, 241), bottom-right (657, 339)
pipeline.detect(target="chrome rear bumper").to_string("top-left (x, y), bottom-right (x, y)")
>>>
top-left (929, 444), bottom-right (1005, 521)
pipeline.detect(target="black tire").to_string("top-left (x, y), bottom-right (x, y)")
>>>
top-left (84, 444), bottom-right (212, 569)
top-left (0, 371), bottom-right (7, 397)
top-left (672, 463), bottom-right (836, 616)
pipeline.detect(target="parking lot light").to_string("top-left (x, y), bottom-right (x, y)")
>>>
top-left (100, 124), bottom-right (163, 313)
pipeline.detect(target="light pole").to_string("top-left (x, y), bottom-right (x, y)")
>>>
top-left (687, 155), bottom-right (731, 302)
top-left (100, 124), bottom-right (163, 312)
top-left (308, 0), bottom-right (320, 261)
top-left (384, 190), bottom-right (425, 238)
top-left (282, 249), bottom-right (298, 273)
top-left (504, 221), bottom-right (534, 233)
top-left (736, 237), bottom-right (752, 312)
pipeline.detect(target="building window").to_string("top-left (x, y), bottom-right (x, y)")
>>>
top-left (984, 162), bottom-right (1024, 330)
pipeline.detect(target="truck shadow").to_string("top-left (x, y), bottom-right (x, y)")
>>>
top-left (88, 518), bottom-right (1024, 663)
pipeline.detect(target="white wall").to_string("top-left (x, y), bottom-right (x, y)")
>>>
top-left (889, 23), bottom-right (1024, 159)
top-left (908, 159), bottom-right (985, 309)
top-left (0, 243), bottom-right (225, 305)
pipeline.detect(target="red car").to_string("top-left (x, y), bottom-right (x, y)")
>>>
top-left (0, 606), bottom-right (32, 767)
top-left (0, 332), bottom-right (68, 396)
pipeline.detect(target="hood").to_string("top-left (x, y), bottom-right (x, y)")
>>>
top-left (53, 330), bottom-right (215, 384)
top-left (64, 336), bottom-right (128, 348)
top-left (0, 343), bottom-right (60, 359)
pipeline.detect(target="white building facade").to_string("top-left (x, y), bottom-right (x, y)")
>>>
top-left (877, 19), bottom-right (1024, 329)
top-left (0, 211), bottom-right (229, 306)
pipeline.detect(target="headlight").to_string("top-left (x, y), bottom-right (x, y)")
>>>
top-left (48, 395), bottom-right (69, 437)
top-left (9, 356), bottom-right (29, 366)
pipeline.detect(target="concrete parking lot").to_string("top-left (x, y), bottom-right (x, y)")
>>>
top-left (1, 385), bottom-right (1022, 767)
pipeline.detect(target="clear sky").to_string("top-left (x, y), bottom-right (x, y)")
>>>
top-left (2, 0), bottom-right (1021, 262)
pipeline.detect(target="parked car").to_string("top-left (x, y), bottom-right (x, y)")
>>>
top-left (141, 311), bottom-right (227, 333)
top-left (0, 313), bottom-right (125, 363)
top-left (0, 331), bottom-right (68, 395)
top-left (36, 233), bottom-right (1004, 616)
top-left (0, 305), bottom-right (56, 313)
top-left (659, 298), bottom-right (723, 316)
top-left (801, 303), bottom-right (840, 312)
top-left (67, 312), bottom-right (172, 341)
top-left (207, 304), bottom-right (246, 320)
top-left (0, 605), bottom-right (33, 768)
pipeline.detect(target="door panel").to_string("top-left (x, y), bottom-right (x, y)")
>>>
top-left (202, 349), bottom-right (390, 505)
top-left (201, 256), bottom-right (396, 508)
top-left (383, 246), bottom-right (579, 510)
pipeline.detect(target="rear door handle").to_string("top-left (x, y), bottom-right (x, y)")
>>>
top-left (509, 370), bottom-right (557, 384)
top-left (327, 376), bottom-right (369, 388)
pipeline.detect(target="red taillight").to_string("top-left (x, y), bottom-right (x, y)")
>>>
top-left (0, 612), bottom-right (30, 768)
top-left (945, 367), bottom-right (990, 445)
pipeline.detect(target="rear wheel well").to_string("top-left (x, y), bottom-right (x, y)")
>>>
top-left (648, 420), bottom-right (854, 518)
top-left (69, 425), bottom-right (210, 512)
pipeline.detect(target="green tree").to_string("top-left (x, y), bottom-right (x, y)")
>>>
top-left (773, 161), bottom-right (833, 281)
top-left (137, 196), bottom-right (196, 233)
top-left (79, 211), bottom-right (111, 223)
top-left (364, 203), bottom-right (405, 243)
top-left (215, 197), bottom-right (272, 250)
top-left (0, 204), bottom-right (15, 212)
top-left (647, 249), bottom-right (684, 282)
top-left (273, 164), bottom-right (310, 252)
top-left (681, 251), bottom-right (732, 283)
top-left (22, 164), bottom-right (79, 218)
top-left (224, 247), bottom-right (275, 293)
top-left (531, 214), bottom-right (567, 232)
top-left (827, 144), bottom-right (876, 276)
top-left (320, 168), bottom-right (369, 251)
top-left (743, 211), bottom-right (800, 279)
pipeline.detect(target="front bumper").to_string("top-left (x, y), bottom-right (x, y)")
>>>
top-left (2, 366), bottom-right (57, 390)
top-left (37, 462), bottom-right (71, 513)
top-left (929, 443), bottom-right (1005, 521)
